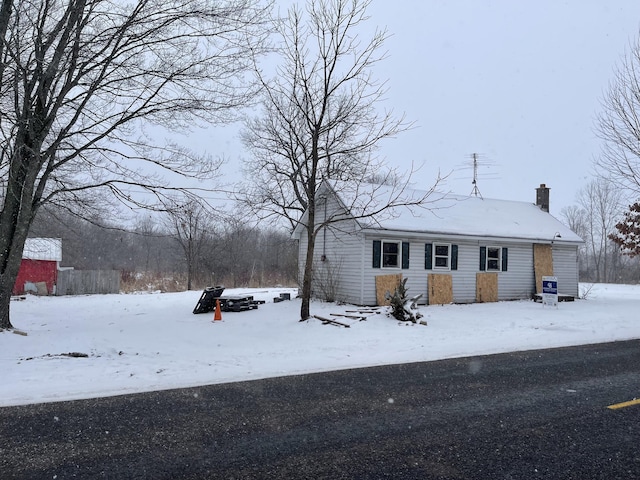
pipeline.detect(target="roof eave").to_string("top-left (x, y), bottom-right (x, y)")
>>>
top-left (360, 227), bottom-right (584, 245)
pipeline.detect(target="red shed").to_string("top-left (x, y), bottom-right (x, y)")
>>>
top-left (13, 238), bottom-right (62, 296)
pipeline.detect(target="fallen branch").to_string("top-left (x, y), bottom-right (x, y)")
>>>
top-left (313, 315), bottom-right (351, 328)
top-left (330, 313), bottom-right (366, 320)
top-left (62, 352), bottom-right (89, 358)
top-left (22, 352), bottom-right (89, 361)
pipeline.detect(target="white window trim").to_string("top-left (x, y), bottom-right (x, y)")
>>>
top-left (381, 240), bottom-right (401, 269)
top-left (433, 242), bottom-right (451, 271)
top-left (486, 246), bottom-right (502, 271)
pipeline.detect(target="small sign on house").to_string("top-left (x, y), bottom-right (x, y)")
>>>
top-left (542, 276), bottom-right (558, 308)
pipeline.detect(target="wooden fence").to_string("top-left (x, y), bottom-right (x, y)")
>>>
top-left (56, 270), bottom-right (120, 295)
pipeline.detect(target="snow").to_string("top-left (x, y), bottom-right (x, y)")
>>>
top-left (22, 237), bottom-right (62, 261)
top-left (321, 180), bottom-right (583, 244)
top-left (1, 283), bottom-right (638, 407)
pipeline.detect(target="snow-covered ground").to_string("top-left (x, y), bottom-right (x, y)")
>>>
top-left (1, 283), bottom-right (638, 407)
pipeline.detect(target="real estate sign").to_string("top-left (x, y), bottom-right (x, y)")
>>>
top-left (542, 275), bottom-right (558, 307)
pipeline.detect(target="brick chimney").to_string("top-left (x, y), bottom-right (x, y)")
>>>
top-left (536, 184), bottom-right (550, 212)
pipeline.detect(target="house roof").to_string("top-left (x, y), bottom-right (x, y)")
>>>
top-left (23, 238), bottom-right (62, 261)
top-left (306, 181), bottom-right (583, 244)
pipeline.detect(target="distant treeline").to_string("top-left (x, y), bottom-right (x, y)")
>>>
top-left (30, 207), bottom-right (298, 292)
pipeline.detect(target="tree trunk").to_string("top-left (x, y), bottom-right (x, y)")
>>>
top-left (0, 204), bottom-right (33, 330)
top-left (0, 275), bottom-right (16, 329)
top-left (300, 207), bottom-right (316, 321)
top-left (186, 255), bottom-right (193, 290)
top-left (0, 131), bottom-right (45, 329)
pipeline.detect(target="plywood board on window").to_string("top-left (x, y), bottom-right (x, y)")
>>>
top-left (533, 244), bottom-right (554, 293)
top-left (375, 273), bottom-right (402, 306)
top-left (427, 273), bottom-right (453, 305)
top-left (476, 273), bottom-right (498, 302)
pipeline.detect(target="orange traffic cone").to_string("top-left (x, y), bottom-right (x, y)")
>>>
top-left (213, 299), bottom-right (222, 321)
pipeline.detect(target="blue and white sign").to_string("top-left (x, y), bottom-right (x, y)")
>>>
top-left (542, 275), bottom-right (558, 307)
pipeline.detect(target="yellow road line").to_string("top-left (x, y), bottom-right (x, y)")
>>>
top-left (607, 398), bottom-right (640, 410)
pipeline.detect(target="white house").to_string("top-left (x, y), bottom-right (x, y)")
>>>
top-left (292, 181), bottom-right (583, 306)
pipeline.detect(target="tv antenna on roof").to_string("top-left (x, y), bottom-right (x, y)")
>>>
top-left (470, 153), bottom-right (482, 197)
top-left (455, 153), bottom-right (500, 198)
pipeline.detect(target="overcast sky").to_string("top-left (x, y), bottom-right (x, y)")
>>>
top-left (365, 0), bottom-right (640, 215)
top-left (202, 0), bottom-right (640, 216)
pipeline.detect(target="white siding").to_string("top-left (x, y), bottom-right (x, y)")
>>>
top-left (363, 238), bottom-right (540, 305)
top-left (298, 195), bottom-right (365, 304)
top-left (304, 233), bottom-right (580, 305)
top-left (362, 236), bottom-right (411, 305)
top-left (361, 234), bottom-right (437, 306)
top-left (313, 223), bottom-right (364, 303)
top-left (450, 241), bottom-right (478, 303)
top-left (552, 244), bottom-right (579, 297)
top-left (298, 190), bottom-right (580, 306)
top-left (496, 244), bottom-right (536, 300)
top-left (440, 241), bottom-right (535, 303)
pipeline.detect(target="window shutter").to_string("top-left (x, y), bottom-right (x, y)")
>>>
top-left (425, 243), bottom-right (433, 270)
top-left (373, 240), bottom-right (381, 268)
top-left (402, 242), bottom-right (410, 269)
top-left (501, 247), bottom-right (508, 271)
top-left (451, 245), bottom-right (458, 271)
top-left (479, 246), bottom-right (486, 271)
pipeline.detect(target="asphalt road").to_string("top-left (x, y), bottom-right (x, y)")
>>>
top-left (1, 339), bottom-right (639, 479)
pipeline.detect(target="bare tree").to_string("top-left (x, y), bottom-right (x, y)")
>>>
top-left (561, 204), bottom-right (589, 278)
top-left (215, 217), bottom-right (259, 287)
top-left (596, 32), bottom-right (640, 198)
top-left (236, 0), bottom-right (442, 320)
top-left (162, 198), bottom-right (214, 290)
top-left (576, 178), bottom-right (622, 282)
top-left (0, 0), bottom-right (271, 328)
top-left (133, 216), bottom-right (163, 274)
top-left (258, 228), bottom-right (298, 285)
top-left (561, 205), bottom-right (588, 241)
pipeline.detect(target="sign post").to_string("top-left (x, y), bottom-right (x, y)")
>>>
top-left (542, 275), bottom-right (558, 308)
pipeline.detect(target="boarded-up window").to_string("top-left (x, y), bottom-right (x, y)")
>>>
top-left (533, 244), bottom-right (553, 293)
top-left (375, 273), bottom-right (402, 305)
top-left (427, 273), bottom-right (453, 304)
top-left (476, 272), bottom-right (498, 302)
